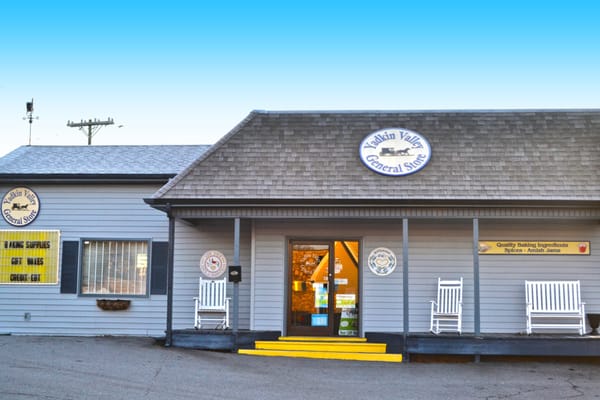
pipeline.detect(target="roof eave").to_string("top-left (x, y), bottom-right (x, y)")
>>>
top-left (144, 197), bottom-right (600, 209)
top-left (0, 173), bottom-right (176, 184)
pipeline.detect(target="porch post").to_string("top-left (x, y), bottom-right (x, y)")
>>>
top-left (473, 218), bottom-right (480, 335)
top-left (165, 204), bottom-right (175, 347)
top-left (402, 218), bottom-right (409, 359)
top-left (233, 218), bottom-right (240, 334)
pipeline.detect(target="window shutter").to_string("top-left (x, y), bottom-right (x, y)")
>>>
top-left (151, 241), bottom-right (169, 295)
top-left (60, 241), bottom-right (79, 294)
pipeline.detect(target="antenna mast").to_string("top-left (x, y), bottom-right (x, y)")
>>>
top-left (67, 118), bottom-right (114, 145)
top-left (24, 99), bottom-right (38, 146)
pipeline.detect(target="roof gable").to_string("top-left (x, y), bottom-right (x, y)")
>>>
top-left (154, 110), bottom-right (600, 202)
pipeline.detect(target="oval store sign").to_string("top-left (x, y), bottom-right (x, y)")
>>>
top-left (359, 128), bottom-right (432, 176)
top-left (2, 187), bottom-right (40, 227)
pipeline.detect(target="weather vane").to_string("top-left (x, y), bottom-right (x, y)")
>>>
top-left (24, 98), bottom-right (38, 146)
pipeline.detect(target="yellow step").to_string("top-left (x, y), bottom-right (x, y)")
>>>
top-left (239, 336), bottom-right (402, 363)
top-left (278, 336), bottom-right (367, 342)
top-left (254, 340), bottom-right (387, 353)
top-left (238, 348), bottom-right (403, 363)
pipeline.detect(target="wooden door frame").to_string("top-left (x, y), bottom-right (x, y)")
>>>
top-left (286, 240), bottom-right (334, 336)
top-left (286, 239), bottom-right (360, 337)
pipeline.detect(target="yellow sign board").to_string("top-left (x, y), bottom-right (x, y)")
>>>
top-left (478, 241), bottom-right (590, 255)
top-left (0, 230), bottom-right (60, 284)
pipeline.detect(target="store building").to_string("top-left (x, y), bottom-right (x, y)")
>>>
top-left (144, 110), bottom-right (600, 356)
top-left (0, 145), bottom-right (208, 336)
top-left (1, 110), bottom-right (599, 358)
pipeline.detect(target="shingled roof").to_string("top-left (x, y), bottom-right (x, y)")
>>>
top-left (153, 110), bottom-right (600, 202)
top-left (0, 145), bottom-right (210, 183)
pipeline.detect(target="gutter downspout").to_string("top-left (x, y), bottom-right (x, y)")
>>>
top-left (232, 218), bottom-right (240, 350)
top-left (165, 204), bottom-right (175, 347)
top-left (473, 218), bottom-right (480, 335)
top-left (473, 218), bottom-right (481, 362)
top-left (402, 218), bottom-right (409, 362)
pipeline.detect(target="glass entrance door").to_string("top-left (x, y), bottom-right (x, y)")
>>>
top-left (288, 240), bottom-right (359, 336)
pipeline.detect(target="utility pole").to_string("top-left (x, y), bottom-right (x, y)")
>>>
top-left (67, 118), bottom-right (114, 145)
top-left (24, 99), bottom-right (38, 146)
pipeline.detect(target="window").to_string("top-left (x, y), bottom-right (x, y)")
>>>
top-left (80, 240), bottom-right (149, 296)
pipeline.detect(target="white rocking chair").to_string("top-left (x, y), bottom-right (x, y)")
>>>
top-left (430, 277), bottom-right (463, 334)
top-left (194, 277), bottom-right (230, 329)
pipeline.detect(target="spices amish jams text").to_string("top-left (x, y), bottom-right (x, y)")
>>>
top-left (478, 241), bottom-right (590, 255)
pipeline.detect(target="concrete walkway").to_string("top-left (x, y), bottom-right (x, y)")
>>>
top-left (1, 336), bottom-right (599, 399)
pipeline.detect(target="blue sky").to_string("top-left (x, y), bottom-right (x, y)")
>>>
top-left (1, 1), bottom-right (599, 156)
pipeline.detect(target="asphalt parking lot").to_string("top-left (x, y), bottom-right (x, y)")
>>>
top-left (1, 335), bottom-right (600, 400)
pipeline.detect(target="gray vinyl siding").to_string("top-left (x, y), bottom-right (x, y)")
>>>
top-left (479, 219), bottom-right (600, 333)
top-left (406, 220), bottom-right (474, 333)
top-left (249, 218), bottom-right (599, 335)
top-left (362, 232), bottom-right (404, 333)
top-left (0, 184), bottom-right (168, 337)
top-left (171, 219), bottom-right (252, 330)
top-left (1, 185), bottom-right (169, 238)
top-left (252, 219), bottom-right (406, 335)
top-left (252, 225), bottom-right (286, 331)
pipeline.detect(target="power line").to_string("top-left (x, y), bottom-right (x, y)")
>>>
top-left (67, 118), bottom-right (115, 145)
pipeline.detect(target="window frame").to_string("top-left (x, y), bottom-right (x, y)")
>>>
top-left (78, 238), bottom-right (152, 298)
